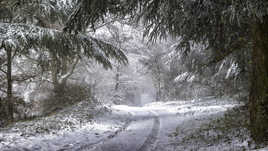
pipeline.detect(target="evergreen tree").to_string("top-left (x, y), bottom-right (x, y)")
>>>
top-left (0, 0), bottom-right (128, 120)
top-left (65, 0), bottom-right (268, 142)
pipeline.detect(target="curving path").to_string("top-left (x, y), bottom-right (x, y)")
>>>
top-left (1, 98), bottom-right (238, 151)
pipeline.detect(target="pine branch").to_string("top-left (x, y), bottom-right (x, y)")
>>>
top-left (0, 23), bottom-right (128, 69)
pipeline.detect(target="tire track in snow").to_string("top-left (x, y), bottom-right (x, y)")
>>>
top-left (72, 119), bottom-right (132, 151)
top-left (137, 111), bottom-right (160, 151)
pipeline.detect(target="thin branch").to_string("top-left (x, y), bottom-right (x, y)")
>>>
top-left (41, 78), bottom-right (53, 84)
top-left (87, 18), bottom-right (119, 33)
top-left (12, 73), bottom-right (37, 82)
top-left (11, 49), bottom-right (18, 60)
top-left (59, 56), bottom-right (80, 83)
top-left (0, 67), bottom-right (6, 74)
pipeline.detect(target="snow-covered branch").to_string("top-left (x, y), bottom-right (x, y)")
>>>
top-left (0, 23), bottom-right (128, 69)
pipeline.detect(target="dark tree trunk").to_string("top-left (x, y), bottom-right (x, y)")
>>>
top-left (6, 48), bottom-right (13, 121)
top-left (249, 16), bottom-right (268, 142)
top-left (156, 63), bottom-right (161, 101)
top-left (115, 66), bottom-right (120, 91)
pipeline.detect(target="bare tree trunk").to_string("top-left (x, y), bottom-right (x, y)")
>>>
top-left (156, 61), bottom-right (161, 101)
top-left (6, 48), bottom-right (13, 121)
top-left (249, 16), bottom-right (268, 142)
top-left (60, 56), bottom-right (68, 88)
top-left (157, 75), bottom-right (161, 101)
top-left (115, 66), bottom-right (120, 91)
top-left (51, 54), bottom-right (59, 89)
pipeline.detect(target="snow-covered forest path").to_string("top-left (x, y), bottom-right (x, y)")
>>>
top-left (83, 98), bottom-right (236, 151)
top-left (1, 98), bottom-right (238, 151)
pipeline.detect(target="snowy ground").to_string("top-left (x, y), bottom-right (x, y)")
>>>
top-left (0, 97), bottom-right (266, 151)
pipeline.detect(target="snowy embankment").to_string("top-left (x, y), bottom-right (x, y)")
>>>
top-left (109, 98), bottom-right (265, 151)
top-left (254, 147), bottom-right (268, 151)
top-left (0, 97), bottom-right (266, 151)
top-left (0, 101), bottom-right (128, 151)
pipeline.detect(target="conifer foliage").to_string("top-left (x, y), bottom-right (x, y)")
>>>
top-left (65, 0), bottom-right (268, 142)
top-left (1, 0), bottom-right (268, 143)
top-left (0, 0), bottom-right (127, 121)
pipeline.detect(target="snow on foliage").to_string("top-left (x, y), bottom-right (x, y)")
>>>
top-left (225, 61), bottom-right (239, 79)
top-left (0, 100), bottom-right (115, 149)
top-left (174, 72), bottom-right (195, 83)
top-left (0, 23), bottom-right (128, 69)
top-left (174, 72), bottom-right (189, 82)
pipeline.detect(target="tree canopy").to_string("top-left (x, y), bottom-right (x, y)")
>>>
top-left (64, 0), bottom-right (267, 61)
top-left (64, 0), bottom-right (268, 142)
top-left (0, 0), bottom-right (128, 121)
top-left (0, 0), bottom-right (128, 69)
top-left (0, 0), bottom-right (268, 143)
